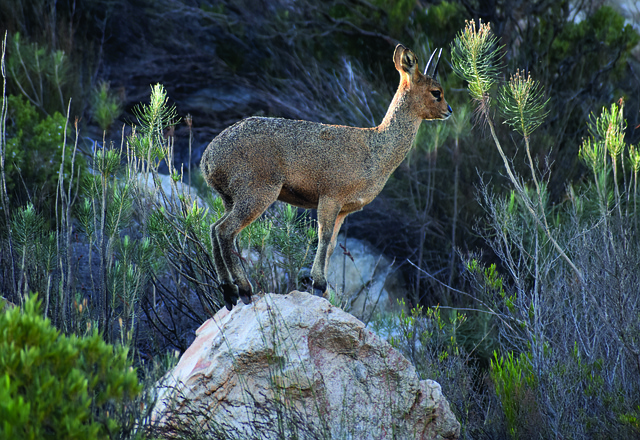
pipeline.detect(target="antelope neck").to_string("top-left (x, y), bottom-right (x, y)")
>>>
top-left (371, 85), bottom-right (422, 169)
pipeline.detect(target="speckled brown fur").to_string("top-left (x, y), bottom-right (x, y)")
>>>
top-left (201, 44), bottom-right (453, 310)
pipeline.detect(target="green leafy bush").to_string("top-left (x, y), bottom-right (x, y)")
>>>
top-left (0, 294), bottom-right (141, 439)
top-left (91, 81), bottom-right (122, 132)
top-left (5, 32), bottom-right (69, 116)
top-left (549, 6), bottom-right (639, 84)
top-left (5, 94), bottom-right (84, 210)
top-left (451, 17), bottom-right (640, 439)
top-left (491, 351), bottom-right (538, 439)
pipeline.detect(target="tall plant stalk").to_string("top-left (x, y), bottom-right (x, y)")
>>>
top-left (630, 144), bottom-right (640, 231)
top-left (451, 20), bottom-right (583, 284)
top-left (447, 105), bottom-right (470, 291)
top-left (54, 99), bottom-right (75, 326)
top-left (0, 32), bottom-right (18, 297)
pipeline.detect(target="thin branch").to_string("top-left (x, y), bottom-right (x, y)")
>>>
top-left (485, 117), bottom-right (584, 283)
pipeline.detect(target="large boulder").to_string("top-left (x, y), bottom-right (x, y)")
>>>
top-left (152, 291), bottom-right (460, 439)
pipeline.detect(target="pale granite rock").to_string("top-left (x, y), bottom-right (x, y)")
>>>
top-left (153, 291), bottom-right (460, 439)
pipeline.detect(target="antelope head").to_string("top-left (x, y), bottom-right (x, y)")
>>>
top-left (393, 45), bottom-right (453, 121)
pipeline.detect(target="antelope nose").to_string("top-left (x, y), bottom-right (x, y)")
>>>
top-left (448, 104), bottom-right (453, 113)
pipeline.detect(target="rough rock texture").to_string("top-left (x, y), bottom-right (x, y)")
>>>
top-left (327, 234), bottom-right (407, 322)
top-left (153, 291), bottom-right (460, 439)
top-left (135, 172), bottom-right (205, 210)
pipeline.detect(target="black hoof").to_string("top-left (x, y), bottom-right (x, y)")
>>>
top-left (298, 268), bottom-right (327, 296)
top-left (297, 267), bottom-right (313, 291)
top-left (312, 278), bottom-right (327, 297)
top-left (237, 283), bottom-right (253, 305)
top-left (221, 283), bottom-right (239, 311)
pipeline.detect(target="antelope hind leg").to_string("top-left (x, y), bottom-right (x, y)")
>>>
top-left (211, 214), bottom-right (240, 311)
top-left (214, 191), bottom-right (278, 307)
top-left (215, 218), bottom-right (253, 307)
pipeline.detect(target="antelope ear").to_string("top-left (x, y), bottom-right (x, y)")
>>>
top-left (393, 44), bottom-right (419, 75)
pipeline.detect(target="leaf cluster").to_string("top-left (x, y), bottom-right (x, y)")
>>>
top-left (0, 294), bottom-right (141, 440)
top-left (498, 70), bottom-right (550, 138)
top-left (130, 84), bottom-right (178, 161)
top-left (90, 81), bottom-right (122, 132)
top-left (451, 20), bottom-right (504, 110)
top-left (4, 94), bottom-right (85, 213)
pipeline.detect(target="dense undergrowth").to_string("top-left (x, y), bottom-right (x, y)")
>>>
top-left (1, 1), bottom-right (640, 439)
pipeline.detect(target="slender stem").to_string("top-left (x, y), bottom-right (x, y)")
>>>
top-left (54, 53), bottom-right (66, 115)
top-left (188, 119), bottom-right (192, 192)
top-left (56, 99), bottom-right (72, 326)
top-left (524, 134), bottom-right (559, 249)
top-left (35, 45), bottom-right (44, 111)
top-left (100, 134), bottom-right (109, 337)
top-left (611, 155), bottom-right (621, 218)
top-left (19, 245), bottom-right (28, 302)
top-left (524, 136), bottom-right (541, 202)
top-left (65, 120), bottom-right (81, 318)
top-left (14, 39), bottom-right (45, 113)
top-left (0, 33), bottom-right (18, 296)
top-left (44, 272), bottom-right (52, 317)
top-left (486, 116), bottom-right (584, 284)
top-left (634, 170), bottom-right (638, 234)
top-left (622, 146), bottom-right (628, 214)
top-left (448, 135), bottom-right (460, 291)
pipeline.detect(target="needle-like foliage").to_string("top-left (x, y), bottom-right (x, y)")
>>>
top-left (579, 137), bottom-right (606, 175)
top-left (498, 70), bottom-right (549, 138)
top-left (130, 84), bottom-right (178, 160)
top-left (133, 84), bottom-right (179, 136)
top-left (581, 99), bottom-right (628, 216)
top-left (588, 99), bottom-right (626, 159)
top-left (450, 20), bottom-right (503, 117)
top-left (451, 18), bottom-right (583, 284)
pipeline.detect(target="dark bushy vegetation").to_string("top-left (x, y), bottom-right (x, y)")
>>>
top-left (1, 1), bottom-right (640, 438)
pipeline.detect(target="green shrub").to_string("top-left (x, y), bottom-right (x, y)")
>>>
top-left (0, 294), bottom-right (141, 440)
top-left (491, 351), bottom-right (539, 439)
top-left (91, 81), bottom-right (123, 132)
top-left (5, 94), bottom-right (85, 211)
top-left (242, 202), bottom-right (317, 294)
top-left (453, 17), bottom-right (640, 439)
top-left (5, 32), bottom-right (69, 116)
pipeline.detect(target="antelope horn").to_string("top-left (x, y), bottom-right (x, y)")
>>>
top-left (424, 48), bottom-right (442, 78)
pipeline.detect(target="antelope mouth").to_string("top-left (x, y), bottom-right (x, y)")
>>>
top-left (442, 105), bottom-right (453, 119)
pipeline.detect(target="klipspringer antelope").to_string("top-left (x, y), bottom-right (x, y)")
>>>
top-left (201, 44), bottom-right (453, 310)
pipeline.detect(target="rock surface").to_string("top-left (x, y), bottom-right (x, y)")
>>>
top-left (135, 172), bottom-right (205, 210)
top-left (153, 291), bottom-right (460, 439)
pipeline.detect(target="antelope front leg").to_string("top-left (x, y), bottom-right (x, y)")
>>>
top-left (310, 198), bottom-right (342, 296)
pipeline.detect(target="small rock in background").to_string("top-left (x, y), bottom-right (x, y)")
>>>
top-left (134, 172), bottom-right (205, 211)
top-left (327, 234), bottom-right (407, 323)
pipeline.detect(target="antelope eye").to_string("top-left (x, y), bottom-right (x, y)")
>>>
top-left (431, 90), bottom-right (441, 100)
